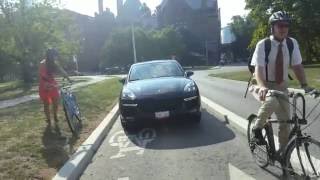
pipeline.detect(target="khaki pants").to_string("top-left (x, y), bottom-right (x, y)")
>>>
top-left (253, 82), bottom-right (291, 151)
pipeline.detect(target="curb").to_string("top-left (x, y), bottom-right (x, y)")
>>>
top-left (53, 103), bottom-right (119, 180)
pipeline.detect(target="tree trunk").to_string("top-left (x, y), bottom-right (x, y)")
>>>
top-left (20, 59), bottom-right (33, 88)
top-left (306, 40), bottom-right (312, 63)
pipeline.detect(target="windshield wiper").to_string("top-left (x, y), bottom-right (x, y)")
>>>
top-left (129, 78), bottom-right (141, 81)
top-left (154, 75), bottom-right (183, 78)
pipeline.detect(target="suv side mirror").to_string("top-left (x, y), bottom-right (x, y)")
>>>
top-left (186, 71), bottom-right (194, 77)
top-left (119, 77), bottom-right (126, 84)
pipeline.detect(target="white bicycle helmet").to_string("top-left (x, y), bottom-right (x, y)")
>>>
top-left (269, 11), bottom-right (291, 25)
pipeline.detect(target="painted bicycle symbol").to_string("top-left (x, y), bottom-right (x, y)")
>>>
top-left (109, 128), bottom-right (156, 159)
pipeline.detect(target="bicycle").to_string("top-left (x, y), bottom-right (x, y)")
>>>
top-left (60, 79), bottom-right (82, 136)
top-left (247, 88), bottom-right (320, 179)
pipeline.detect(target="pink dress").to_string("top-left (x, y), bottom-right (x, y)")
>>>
top-left (38, 60), bottom-right (59, 104)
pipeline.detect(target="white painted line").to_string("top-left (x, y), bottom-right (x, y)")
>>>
top-left (228, 163), bottom-right (255, 180)
top-left (201, 95), bottom-right (248, 132)
top-left (202, 96), bottom-right (320, 176)
top-left (118, 177), bottom-right (129, 180)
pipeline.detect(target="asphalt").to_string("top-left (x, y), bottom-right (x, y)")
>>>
top-left (80, 105), bottom-right (281, 180)
top-left (55, 65), bottom-right (320, 179)
top-left (192, 66), bottom-right (320, 141)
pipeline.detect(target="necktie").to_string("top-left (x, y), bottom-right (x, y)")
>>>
top-left (275, 43), bottom-right (283, 84)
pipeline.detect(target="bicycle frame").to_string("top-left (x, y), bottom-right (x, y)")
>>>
top-left (248, 89), bottom-right (320, 177)
top-left (60, 85), bottom-right (80, 119)
top-left (262, 92), bottom-right (307, 163)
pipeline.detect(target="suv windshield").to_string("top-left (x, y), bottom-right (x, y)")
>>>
top-left (129, 61), bottom-right (184, 81)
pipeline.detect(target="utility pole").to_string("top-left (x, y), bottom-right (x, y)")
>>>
top-left (73, 55), bottom-right (78, 72)
top-left (98, 0), bottom-right (103, 14)
top-left (131, 23), bottom-right (137, 63)
top-left (205, 40), bottom-right (209, 66)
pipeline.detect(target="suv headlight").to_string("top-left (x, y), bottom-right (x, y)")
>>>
top-left (121, 88), bottom-right (136, 100)
top-left (184, 82), bottom-right (197, 92)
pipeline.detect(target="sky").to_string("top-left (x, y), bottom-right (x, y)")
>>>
top-left (62, 0), bottom-right (248, 27)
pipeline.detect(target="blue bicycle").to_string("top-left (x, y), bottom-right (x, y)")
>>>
top-left (60, 80), bottom-right (82, 135)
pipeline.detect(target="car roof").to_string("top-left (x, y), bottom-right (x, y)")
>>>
top-left (132, 60), bottom-right (179, 66)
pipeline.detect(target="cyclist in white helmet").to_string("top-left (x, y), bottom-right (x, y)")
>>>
top-left (250, 11), bottom-right (313, 153)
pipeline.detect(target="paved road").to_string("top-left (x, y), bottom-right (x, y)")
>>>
top-left (192, 66), bottom-right (320, 141)
top-left (79, 65), bottom-right (319, 179)
top-left (81, 106), bottom-right (281, 180)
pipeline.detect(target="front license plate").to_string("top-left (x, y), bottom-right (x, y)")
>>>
top-left (155, 111), bottom-right (170, 119)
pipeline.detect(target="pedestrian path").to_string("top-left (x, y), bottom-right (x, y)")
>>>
top-left (0, 76), bottom-right (110, 109)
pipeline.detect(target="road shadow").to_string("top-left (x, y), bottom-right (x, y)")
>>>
top-left (124, 108), bottom-right (235, 150)
top-left (41, 124), bottom-right (77, 169)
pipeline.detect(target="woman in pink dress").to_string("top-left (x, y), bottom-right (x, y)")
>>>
top-left (39, 49), bottom-right (71, 125)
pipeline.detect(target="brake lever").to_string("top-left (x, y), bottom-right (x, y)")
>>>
top-left (288, 91), bottom-right (295, 98)
top-left (312, 91), bottom-right (320, 99)
top-left (307, 89), bottom-right (320, 99)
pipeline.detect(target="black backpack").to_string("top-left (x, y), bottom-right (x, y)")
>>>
top-left (248, 37), bottom-right (294, 75)
top-left (244, 37), bottom-right (294, 98)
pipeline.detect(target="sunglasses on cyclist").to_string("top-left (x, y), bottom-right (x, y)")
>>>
top-left (276, 23), bottom-right (290, 28)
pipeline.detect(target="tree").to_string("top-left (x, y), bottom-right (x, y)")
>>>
top-left (79, 8), bottom-right (116, 72)
top-left (229, 15), bottom-right (255, 59)
top-left (99, 26), bottom-right (186, 69)
top-left (150, 26), bottom-right (185, 60)
top-left (290, 0), bottom-right (320, 62)
top-left (245, 0), bottom-right (320, 63)
top-left (0, 0), bottom-right (80, 84)
top-left (140, 2), bottom-right (151, 17)
top-left (100, 27), bottom-right (133, 68)
top-left (176, 27), bottom-right (204, 66)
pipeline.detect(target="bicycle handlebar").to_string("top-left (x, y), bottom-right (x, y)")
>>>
top-left (267, 89), bottom-right (320, 99)
top-left (60, 77), bottom-right (73, 89)
top-left (268, 89), bottom-right (320, 121)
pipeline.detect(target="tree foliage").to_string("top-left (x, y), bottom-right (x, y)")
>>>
top-left (100, 26), bottom-right (187, 68)
top-left (245, 0), bottom-right (320, 62)
top-left (0, 0), bottom-right (80, 83)
top-left (79, 9), bottom-right (116, 72)
top-left (229, 15), bottom-right (255, 59)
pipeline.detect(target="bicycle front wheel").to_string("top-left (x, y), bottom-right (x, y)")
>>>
top-left (63, 102), bottom-right (81, 136)
top-left (284, 137), bottom-right (320, 179)
top-left (247, 114), bottom-right (270, 168)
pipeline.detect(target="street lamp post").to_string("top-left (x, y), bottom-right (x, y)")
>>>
top-left (130, 11), bottom-right (149, 64)
top-left (205, 40), bottom-right (218, 65)
top-left (131, 23), bottom-right (137, 64)
top-left (73, 55), bottom-right (78, 72)
top-left (205, 40), bottom-right (209, 66)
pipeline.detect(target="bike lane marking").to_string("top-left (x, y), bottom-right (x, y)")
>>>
top-left (108, 128), bottom-right (156, 159)
top-left (118, 177), bottom-right (129, 180)
top-left (228, 163), bottom-right (255, 180)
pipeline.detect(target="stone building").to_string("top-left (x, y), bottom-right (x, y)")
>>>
top-left (156, 0), bottom-right (221, 64)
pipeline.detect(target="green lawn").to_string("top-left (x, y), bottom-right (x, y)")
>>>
top-left (0, 78), bottom-right (122, 179)
top-left (209, 65), bottom-right (320, 89)
top-left (0, 77), bottom-right (89, 101)
top-left (0, 81), bottom-right (25, 93)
